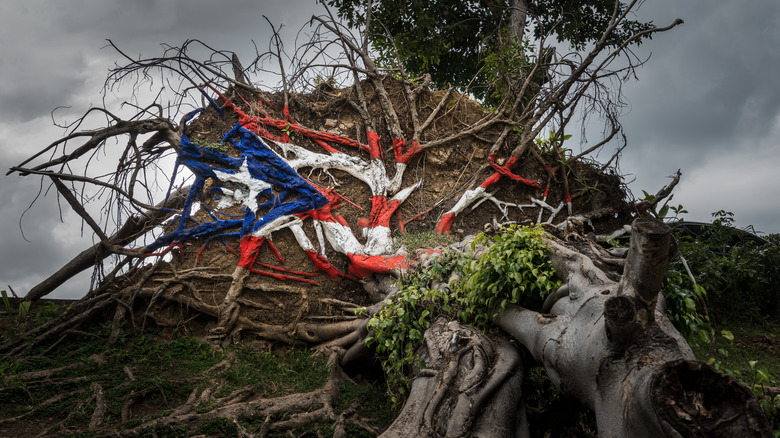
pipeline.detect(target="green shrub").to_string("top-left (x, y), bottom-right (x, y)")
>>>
top-left (666, 211), bottom-right (780, 325)
top-left (367, 224), bottom-right (561, 403)
top-left (461, 225), bottom-right (561, 328)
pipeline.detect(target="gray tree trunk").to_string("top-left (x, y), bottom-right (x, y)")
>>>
top-left (508, 0), bottom-right (528, 42)
top-left (380, 319), bottom-right (529, 437)
top-left (494, 218), bottom-right (772, 437)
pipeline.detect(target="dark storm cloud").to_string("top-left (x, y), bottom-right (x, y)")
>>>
top-left (617, 0), bottom-right (780, 233)
top-left (0, 1), bottom-right (317, 299)
top-left (0, 0), bottom-right (312, 122)
top-left (626, 1), bottom-right (780, 151)
top-left (0, 158), bottom-right (95, 298)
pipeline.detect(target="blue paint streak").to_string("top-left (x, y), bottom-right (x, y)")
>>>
top-left (146, 109), bottom-right (328, 252)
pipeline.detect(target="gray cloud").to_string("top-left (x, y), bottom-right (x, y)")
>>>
top-left (0, 1), bottom-right (315, 299)
top-left (616, 0), bottom-right (780, 233)
top-left (625, 2), bottom-right (780, 150)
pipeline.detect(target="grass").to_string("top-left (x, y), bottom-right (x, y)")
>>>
top-left (395, 230), bottom-right (454, 254)
top-left (0, 305), bottom-right (394, 437)
top-left (3, 302), bottom-right (776, 435)
top-left (688, 320), bottom-right (780, 383)
top-left (688, 319), bottom-right (780, 430)
top-left (216, 346), bottom-right (329, 398)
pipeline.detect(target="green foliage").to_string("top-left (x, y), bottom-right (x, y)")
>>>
top-left (664, 212), bottom-right (779, 431)
top-left (367, 224), bottom-right (561, 403)
top-left (481, 36), bottom-right (549, 105)
top-left (640, 191), bottom-right (687, 220)
top-left (670, 211), bottom-right (780, 323)
top-left (281, 123), bottom-right (295, 141)
top-left (662, 268), bottom-right (711, 342)
top-left (365, 271), bottom-right (461, 403)
top-left (326, 0), bottom-right (656, 101)
top-left (462, 225), bottom-right (562, 329)
top-left (1, 290), bottom-right (10, 314)
top-left (2, 299), bottom-right (69, 337)
top-left (687, 321), bottom-right (780, 431)
top-left (663, 210), bottom-right (780, 351)
top-left (534, 130), bottom-right (572, 156)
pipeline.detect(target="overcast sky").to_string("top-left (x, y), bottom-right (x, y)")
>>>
top-left (1, 0), bottom-right (778, 300)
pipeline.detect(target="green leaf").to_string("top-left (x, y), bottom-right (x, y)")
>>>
top-left (756, 369), bottom-right (772, 382)
top-left (658, 203), bottom-right (669, 219)
top-left (721, 330), bottom-right (734, 341)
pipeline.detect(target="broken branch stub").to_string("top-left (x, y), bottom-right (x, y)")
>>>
top-left (617, 217), bottom-right (672, 324)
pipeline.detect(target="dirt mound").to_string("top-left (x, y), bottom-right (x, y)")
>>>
top-left (122, 76), bottom-right (633, 337)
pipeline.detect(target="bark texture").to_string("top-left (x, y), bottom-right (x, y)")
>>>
top-left (494, 217), bottom-right (772, 437)
top-left (381, 319), bottom-right (528, 438)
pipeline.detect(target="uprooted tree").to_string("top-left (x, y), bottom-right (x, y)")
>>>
top-left (3, 0), bottom-right (773, 436)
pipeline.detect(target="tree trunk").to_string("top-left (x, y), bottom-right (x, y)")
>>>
top-left (494, 218), bottom-right (772, 437)
top-left (508, 0), bottom-right (528, 43)
top-left (381, 319), bottom-right (529, 437)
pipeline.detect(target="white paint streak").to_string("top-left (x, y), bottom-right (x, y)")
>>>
top-left (212, 158), bottom-right (272, 211)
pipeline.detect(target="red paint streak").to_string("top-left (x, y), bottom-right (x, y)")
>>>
top-left (367, 131), bottom-right (382, 160)
top-left (300, 187), bottom-right (343, 223)
top-left (416, 248), bottom-right (443, 258)
top-left (479, 172), bottom-right (503, 189)
top-left (253, 261), bottom-right (316, 276)
top-left (238, 235), bottom-right (266, 269)
top-left (404, 208), bottom-right (432, 226)
top-left (369, 195), bottom-right (402, 228)
top-left (488, 154), bottom-right (542, 188)
top-left (313, 138), bottom-right (341, 154)
top-left (282, 105), bottom-right (296, 124)
top-left (246, 267), bottom-right (319, 285)
top-left (304, 250), bottom-right (355, 280)
top-left (392, 138), bottom-right (422, 164)
top-left (435, 212), bottom-right (456, 234)
top-left (145, 241), bottom-right (183, 257)
top-left (205, 86), bottom-right (370, 153)
top-left (266, 239), bottom-right (284, 264)
top-left (233, 236), bottom-right (320, 284)
top-left (348, 253), bottom-right (409, 278)
top-left (397, 210), bottom-right (406, 235)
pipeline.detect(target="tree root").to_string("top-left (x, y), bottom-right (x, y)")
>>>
top-left (109, 352), bottom-right (345, 438)
top-left (382, 318), bottom-right (528, 437)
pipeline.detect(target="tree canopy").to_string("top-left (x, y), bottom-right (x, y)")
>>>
top-left (327, 0), bottom-right (657, 101)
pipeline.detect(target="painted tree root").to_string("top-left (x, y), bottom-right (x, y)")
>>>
top-left (380, 318), bottom-right (528, 437)
top-left (494, 217), bottom-right (772, 437)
